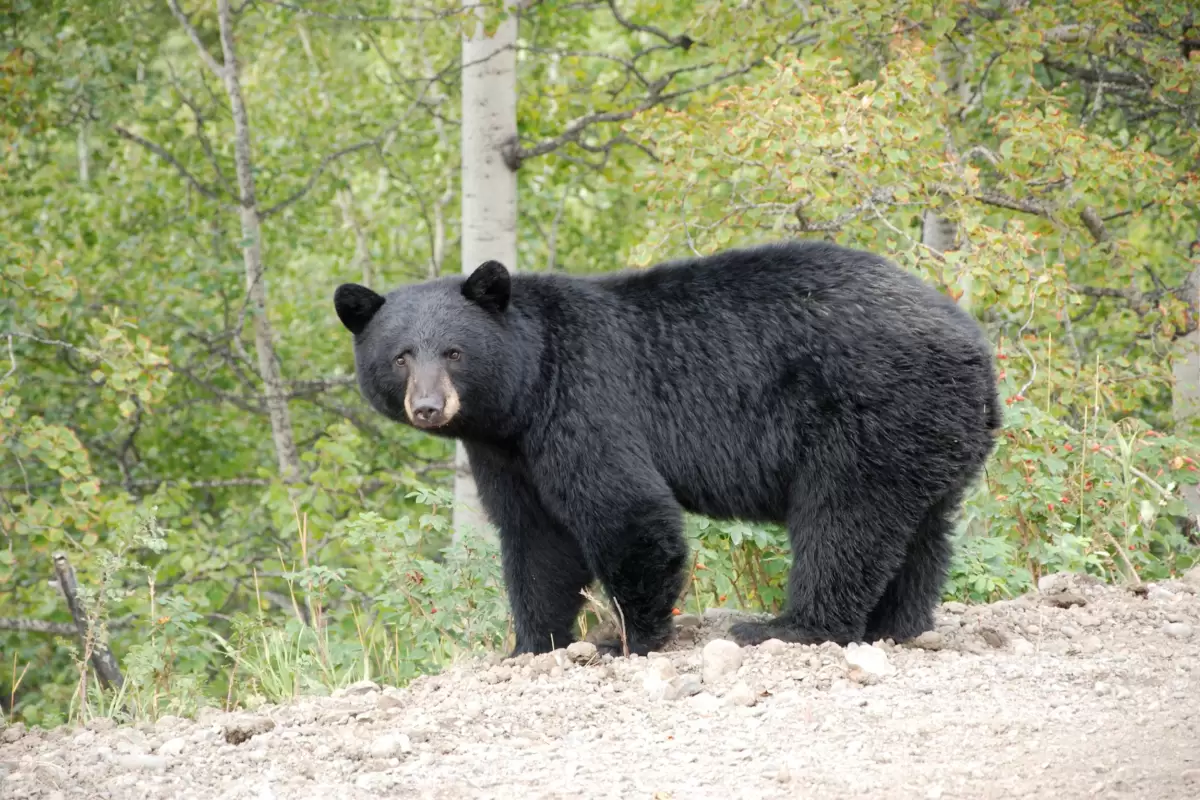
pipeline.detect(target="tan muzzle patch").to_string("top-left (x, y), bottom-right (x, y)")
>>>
top-left (404, 370), bottom-right (461, 428)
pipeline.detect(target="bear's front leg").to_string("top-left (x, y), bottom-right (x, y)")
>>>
top-left (535, 454), bottom-right (688, 657)
top-left (465, 442), bottom-right (594, 656)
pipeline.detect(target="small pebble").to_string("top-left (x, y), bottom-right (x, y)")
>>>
top-left (566, 641), bottom-right (598, 664)
top-left (113, 754), bottom-right (168, 772)
top-left (222, 715), bottom-right (275, 745)
top-left (156, 737), bottom-right (186, 757)
top-left (911, 631), bottom-right (944, 651)
top-left (368, 733), bottom-right (412, 758)
top-left (758, 638), bottom-right (788, 656)
top-left (344, 679), bottom-right (381, 696)
top-left (702, 639), bottom-right (744, 684)
top-left (1163, 622), bottom-right (1193, 639)
top-left (726, 681), bottom-right (757, 708)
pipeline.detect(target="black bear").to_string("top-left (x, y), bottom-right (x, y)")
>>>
top-left (334, 240), bottom-right (1000, 656)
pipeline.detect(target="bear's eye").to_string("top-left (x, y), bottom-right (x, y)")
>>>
top-left (446, 349), bottom-right (462, 362)
top-left (395, 352), bottom-right (410, 367)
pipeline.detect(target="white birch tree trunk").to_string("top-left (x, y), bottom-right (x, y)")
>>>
top-left (1174, 266), bottom-right (1200, 526)
top-left (216, 0), bottom-right (303, 480)
top-left (456, 0), bottom-right (518, 542)
top-left (926, 39), bottom-right (969, 307)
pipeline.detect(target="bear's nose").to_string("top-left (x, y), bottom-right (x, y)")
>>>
top-left (411, 399), bottom-right (444, 427)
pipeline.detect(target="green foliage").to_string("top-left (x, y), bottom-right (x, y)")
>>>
top-left (3, 0), bottom-right (1197, 724)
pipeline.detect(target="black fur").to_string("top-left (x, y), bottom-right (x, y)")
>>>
top-left (335, 240), bottom-right (1000, 656)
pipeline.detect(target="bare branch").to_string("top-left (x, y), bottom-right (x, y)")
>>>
top-left (514, 30), bottom-right (818, 165)
top-left (258, 0), bottom-right (474, 23)
top-left (53, 552), bottom-right (124, 690)
top-left (114, 124), bottom-right (227, 203)
top-left (0, 617), bottom-right (80, 635)
top-left (165, 0), bottom-right (226, 77)
top-left (0, 470), bottom-right (445, 495)
top-left (1041, 57), bottom-right (1149, 88)
top-left (260, 140), bottom-right (378, 218)
top-left (1042, 24), bottom-right (1097, 44)
top-left (1079, 205), bottom-right (1110, 243)
top-left (165, 59), bottom-right (238, 197)
top-left (604, 0), bottom-right (695, 50)
top-left (3, 334), bottom-right (15, 380)
top-left (974, 189), bottom-right (1055, 218)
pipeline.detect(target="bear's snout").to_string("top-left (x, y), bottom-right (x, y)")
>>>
top-left (403, 368), bottom-right (462, 430)
top-left (411, 396), bottom-right (445, 427)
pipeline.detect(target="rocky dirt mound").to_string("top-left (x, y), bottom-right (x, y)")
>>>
top-left (3, 573), bottom-right (1200, 800)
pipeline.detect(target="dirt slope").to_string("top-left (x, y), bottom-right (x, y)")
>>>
top-left (3, 573), bottom-right (1199, 800)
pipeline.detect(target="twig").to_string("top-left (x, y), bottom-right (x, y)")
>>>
top-left (580, 587), bottom-right (629, 657)
top-left (260, 140), bottom-right (378, 217)
top-left (165, 0), bottom-right (226, 77)
top-left (2, 334), bottom-right (15, 380)
top-left (114, 125), bottom-right (226, 203)
top-left (0, 617), bottom-right (80, 635)
top-left (1016, 281), bottom-right (1041, 398)
top-left (604, 0), bottom-right (695, 50)
top-left (258, 0), bottom-right (473, 23)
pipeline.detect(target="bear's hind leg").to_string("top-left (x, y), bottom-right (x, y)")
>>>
top-left (729, 482), bottom-right (909, 647)
top-left (863, 489), bottom-right (960, 643)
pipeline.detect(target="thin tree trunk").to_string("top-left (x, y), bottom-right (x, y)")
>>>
top-left (77, 121), bottom-right (90, 185)
top-left (335, 186), bottom-right (374, 288)
top-left (926, 38), bottom-right (968, 306)
top-left (53, 553), bottom-right (124, 691)
top-left (1174, 261), bottom-right (1200, 526)
top-left (216, 0), bottom-right (302, 480)
top-left (456, 0), bottom-right (518, 542)
top-left (427, 57), bottom-right (454, 280)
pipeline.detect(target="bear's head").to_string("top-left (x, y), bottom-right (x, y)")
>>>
top-left (334, 260), bottom-right (524, 440)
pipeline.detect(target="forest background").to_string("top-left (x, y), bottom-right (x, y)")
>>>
top-left (2, 0), bottom-right (1198, 726)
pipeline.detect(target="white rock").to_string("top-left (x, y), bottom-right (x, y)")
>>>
top-left (642, 657), bottom-right (679, 700)
top-left (646, 657), bottom-right (677, 682)
top-left (1146, 585), bottom-right (1176, 603)
top-left (368, 733), bottom-right (412, 758)
top-left (1182, 566), bottom-right (1200, 590)
top-left (701, 639), bottom-right (744, 684)
top-left (691, 692), bottom-right (723, 714)
top-left (666, 674), bottom-right (703, 701)
top-left (758, 638), bottom-right (788, 656)
top-left (844, 642), bottom-right (896, 677)
top-left (1038, 573), bottom-right (1071, 593)
top-left (154, 715), bottom-right (184, 733)
top-left (726, 681), bottom-right (757, 707)
top-left (343, 681), bottom-right (379, 695)
top-left (156, 737), bottom-right (186, 757)
top-left (71, 729), bottom-right (96, 746)
top-left (1163, 622), bottom-right (1193, 639)
top-left (113, 754), bottom-right (168, 772)
top-left (565, 641), bottom-right (598, 664)
top-left (911, 631), bottom-right (944, 651)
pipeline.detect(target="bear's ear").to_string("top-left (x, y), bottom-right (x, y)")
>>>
top-left (334, 283), bottom-right (386, 335)
top-left (462, 260), bottom-right (510, 314)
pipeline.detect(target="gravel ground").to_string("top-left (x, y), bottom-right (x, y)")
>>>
top-left (3, 571), bottom-right (1200, 800)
